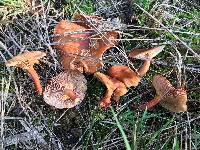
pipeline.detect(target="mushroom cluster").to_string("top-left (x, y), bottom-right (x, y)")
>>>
top-left (6, 14), bottom-right (188, 112)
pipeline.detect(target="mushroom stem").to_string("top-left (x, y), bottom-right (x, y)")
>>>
top-left (94, 72), bottom-right (115, 108)
top-left (138, 60), bottom-right (151, 77)
top-left (95, 72), bottom-right (128, 108)
top-left (27, 66), bottom-right (43, 94)
top-left (100, 90), bottom-right (113, 108)
top-left (64, 89), bottom-right (78, 101)
top-left (135, 95), bottom-right (161, 110)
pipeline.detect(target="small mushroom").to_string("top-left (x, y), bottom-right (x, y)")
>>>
top-left (6, 51), bottom-right (46, 94)
top-left (137, 75), bottom-right (187, 113)
top-left (94, 72), bottom-right (128, 108)
top-left (108, 46), bottom-right (164, 88)
top-left (43, 70), bottom-right (87, 109)
top-left (108, 65), bottom-right (140, 88)
top-left (129, 46), bottom-right (165, 77)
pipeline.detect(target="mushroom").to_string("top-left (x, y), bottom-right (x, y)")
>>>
top-left (54, 20), bottom-right (90, 54)
top-left (54, 18), bottom-right (118, 74)
top-left (108, 46), bottom-right (164, 88)
top-left (53, 20), bottom-right (90, 73)
top-left (129, 45), bottom-right (165, 77)
top-left (6, 51), bottom-right (46, 94)
top-left (137, 75), bottom-right (187, 113)
top-left (83, 31), bottom-right (118, 73)
top-left (94, 72), bottom-right (128, 108)
top-left (43, 70), bottom-right (87, 109)
top-left (108, 65), bottom-right (140, 88)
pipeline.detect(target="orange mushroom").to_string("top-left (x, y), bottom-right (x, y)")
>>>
top-left (53, 19), bottom-right (90, 73)
top-left (43, 70), bottom-right (87, 109)
top-left (94, 72), bottom-right (128, 108)
top-left (137, 75), bottom-right (187, 113)
top-left (6, 51), bottom-right (46, 94)
top-left (54, 16), bottom-right (118, 74)
top-left (108, 65), bottom-right (140, 88)
top-left (108, 46), bottom-right (164, 88)
top-left (129, 45), bottom-right (165, 77)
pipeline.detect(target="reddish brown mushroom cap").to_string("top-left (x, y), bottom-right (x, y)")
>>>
top-left (129, 45), bottom-right (165, 60)
top-left (43, 70), bottom-right (87, 109)
top-left (152, 75), bottom-right (187, 112)
top-left (53, 20), bottom-right (90, 53)
top-left (53, 20), bottom-right (91, 73)
top-left (108, 65), bottom-right (141, 88)
top-left (54, 19), bottom-right (118, 74)
top-left (94, 72), bottom-right (128, 108)
top-left (6, 51), bottom-right (46, 94)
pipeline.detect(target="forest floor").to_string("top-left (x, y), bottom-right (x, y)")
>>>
top-left (0, 0), bottom-right (200, 149)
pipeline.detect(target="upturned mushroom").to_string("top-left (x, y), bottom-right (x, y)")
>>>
top-left (43, 70), bottom-right (87, 109)
top-left (94, 72), bottom-right (128, 108)
top-left (137, 75), bottom-right (187, 113)
top-left (108, 46), bottom-right (164, 88)
top-left (6, 51), bottom-right (46, 94)
top-left (54, 17), bottom-right (118, 74)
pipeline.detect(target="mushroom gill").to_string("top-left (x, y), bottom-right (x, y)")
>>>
top-left (129, 46), bottom-right (165, 77)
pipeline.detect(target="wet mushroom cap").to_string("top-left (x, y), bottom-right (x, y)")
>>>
top-left (6, 51), bottom-right (46, 69)
top-left (152, 75), bottom-right (187, 112)
top-left (54, 19), bottom-right (118, 74)
top-left (129, 45), bottom-right (165, 60)
top-left (43, 70), bottom-right (87, 109)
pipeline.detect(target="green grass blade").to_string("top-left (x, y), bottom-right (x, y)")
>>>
top-left (110, 106), bottom-right (131, 150)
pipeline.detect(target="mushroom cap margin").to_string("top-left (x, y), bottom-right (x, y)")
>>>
top-left (129, 45), bottom-right (165, 60)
